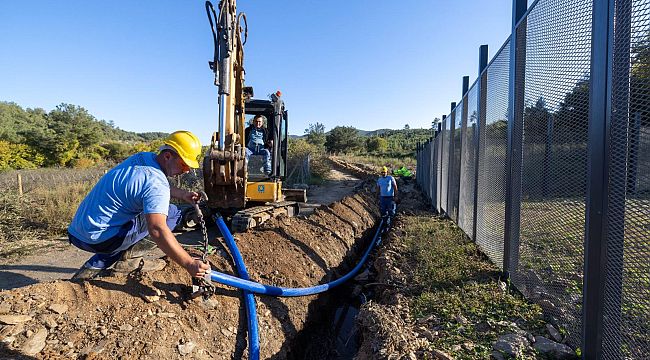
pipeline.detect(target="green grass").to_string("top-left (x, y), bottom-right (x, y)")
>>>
top-left (400, 215), bottom-right (546, 359)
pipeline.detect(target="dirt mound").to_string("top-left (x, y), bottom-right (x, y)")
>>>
top-left (354, 180), bottom-right (440, 360)
top-left (0, 190), bottom-right (380, 359)
top-left (329, 158), bottom-right (377, 180)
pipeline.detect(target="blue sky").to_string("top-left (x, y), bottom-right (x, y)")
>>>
top-left (0, 1), bottom-right (515, 142)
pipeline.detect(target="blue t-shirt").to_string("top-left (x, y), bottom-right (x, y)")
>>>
top-left (68, 152), bottom-right (170, 244)
top-left (377, 175), bottom-right (396, 197)
top-left (247, 127), bottom-right (265, 148)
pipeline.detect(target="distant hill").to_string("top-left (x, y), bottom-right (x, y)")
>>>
top-left (0, 101), bottom-right (167, 144)
top-left (292, 125), bottom-right (432, 156)
top-left (357, 128), bottom-right (392, 137)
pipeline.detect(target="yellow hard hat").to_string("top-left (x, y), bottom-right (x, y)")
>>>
top-left (164, 131), bottom-right (202, 168)
top-left (381, 166), bottom-right (388, 173)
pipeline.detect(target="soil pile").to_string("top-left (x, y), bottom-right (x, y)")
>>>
top-left (0, 189), bottom-right (380, 359)
top-left (354, 179), bottom-right (440, 360)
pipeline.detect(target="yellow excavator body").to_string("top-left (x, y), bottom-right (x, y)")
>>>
top-left (202, 0), bottom-right (303, 230)
top-left (246, 181), bottom-right (282, 203)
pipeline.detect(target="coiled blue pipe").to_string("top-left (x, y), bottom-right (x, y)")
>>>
top-left (214, 216), bottom-right (260, 360)
top-left (210, 218), bottom-right (384, 296)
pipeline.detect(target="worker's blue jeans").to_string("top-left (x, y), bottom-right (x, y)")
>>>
top-left (379, 196), bottom-right (396, 218)
top-left (68, 205), bottom-right (181, 270)
top-left (246, 145), bottom-right (272, 174)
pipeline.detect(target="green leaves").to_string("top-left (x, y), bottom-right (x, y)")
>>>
top-left (304, 122), bottom-right (326, 148)
top-left (325, 126), bottom-right (361, 154)
top-left (0, 102), bottom-right (168, 169)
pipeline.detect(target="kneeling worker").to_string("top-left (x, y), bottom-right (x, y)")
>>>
top-left (377, 166), bottom-right (398, 218)
top-left (67, 130), bottom-right (211, 280)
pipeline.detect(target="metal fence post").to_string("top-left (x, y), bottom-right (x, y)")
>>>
top-left (446, 102), bottom-right (457, 217)
top-left (503, 0), bottom-right (527, 276)
top-left (457, 76), bottom-right (470, 223)
top-left (431, 136), bottom-right (437, 208)
top-left (582, 0), bottom-right (616, 359)
top-left (472, 44), bottom-right (489, 242)
top-left (438, 118), bottom-right (444, 213)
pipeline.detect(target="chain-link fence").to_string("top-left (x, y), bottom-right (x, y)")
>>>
top-left (416, 0), bottom-right (649, 357)
top-left (284, 154), bottom-right (311, 186)
top-left (0, 168), bottom-right (109, 195)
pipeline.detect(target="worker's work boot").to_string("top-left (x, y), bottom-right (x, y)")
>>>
top-left (111, 239), bottom-right (166, 273)
top-left (112, 258), bottom-right (167, 273)
top-left (121, 238), bottom-right (158, 259)
top-left (70, 266), bottom-right (106, 281)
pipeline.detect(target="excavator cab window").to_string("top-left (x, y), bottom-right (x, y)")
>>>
top-left (244, 98), bottom-right (288, 180)
top-left (244, 112), bottom-right (272, 179)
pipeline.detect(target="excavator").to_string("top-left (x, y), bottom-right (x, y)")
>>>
top-left (200, 0), bottom-right (305, 231)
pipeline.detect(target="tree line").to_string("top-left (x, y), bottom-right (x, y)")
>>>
top-left (0, 102), bottom-right (167, 171)
top-left (1, 100), bottom-right (435, 172)
top-left (301, 122), bottom-right (434, 157)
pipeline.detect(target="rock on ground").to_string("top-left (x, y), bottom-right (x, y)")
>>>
top-left (534, 336), bottom-right (578, 359)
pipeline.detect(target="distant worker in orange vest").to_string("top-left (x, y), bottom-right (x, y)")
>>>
top-left (376, 166), bottom-right (398, 219)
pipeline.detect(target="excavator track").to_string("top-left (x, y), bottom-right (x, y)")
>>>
top-left (231, 201), bottom-right (299, 232)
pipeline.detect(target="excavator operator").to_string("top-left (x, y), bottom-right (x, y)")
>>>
top-left (244, 114), bottom-right (272, 176)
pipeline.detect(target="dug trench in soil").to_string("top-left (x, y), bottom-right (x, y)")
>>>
top-left (0, 182), bottom-right (382, 359)
top-left (282, 239), bottom-right (380, 360)
top-left (283, 158), bottom-right (409, 360)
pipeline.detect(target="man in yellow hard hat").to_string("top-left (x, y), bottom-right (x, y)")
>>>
top-left (67, 130), bottom-right (211, 280)
top-left (377, 166), bottom-right (398, 220)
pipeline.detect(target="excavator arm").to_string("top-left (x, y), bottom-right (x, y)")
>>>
top-left (203, 0), bottom-right (248, 209)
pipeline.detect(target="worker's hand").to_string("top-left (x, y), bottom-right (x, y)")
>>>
top-left (186, 259), bottom-right (211, 278)
top-left (394, 196), bottom-right (400, 204)
top-left (180, 190), bottom-right (200, 205)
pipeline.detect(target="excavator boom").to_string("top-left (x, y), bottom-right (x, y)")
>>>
top-left (203, 0), bottom-right (248, 209)
top-left (201, 1), bottom-right (304, 230)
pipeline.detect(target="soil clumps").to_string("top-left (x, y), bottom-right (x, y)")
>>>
top-left (0, 188), bottom-right (380, 359)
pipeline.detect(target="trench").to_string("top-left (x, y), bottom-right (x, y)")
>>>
top-left (280, 222), bottom-right (381, 360)
top-left (285, 276), bottom-right (375, 359)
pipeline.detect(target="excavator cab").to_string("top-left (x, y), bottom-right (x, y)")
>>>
top-left (244, 95), bottom-right (288, 182)
top-left (243, 93), bottom-right (289, 204)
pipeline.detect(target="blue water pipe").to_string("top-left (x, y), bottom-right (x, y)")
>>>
top-left (213, 214), bottom-right (385, 360)
top-left (210, 218), bottom-right (385, 296)
top-left (214, 216), bottom-right (260, 360)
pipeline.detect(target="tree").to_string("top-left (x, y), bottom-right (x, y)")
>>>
top-left (431, 117), bottom-right (441, 130)
top-left (0, 102), bottom-right (47, 144)
top-left (304, 122), bottom-right (326, 147)
top-left (325, 126), bottom-right (361, 154)
top-left (366, 136), bottom-right (388, 153)
top-left (48, 103), bottom-right (102, 149)
top-left (0, 140), bottom-right (45, 170)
